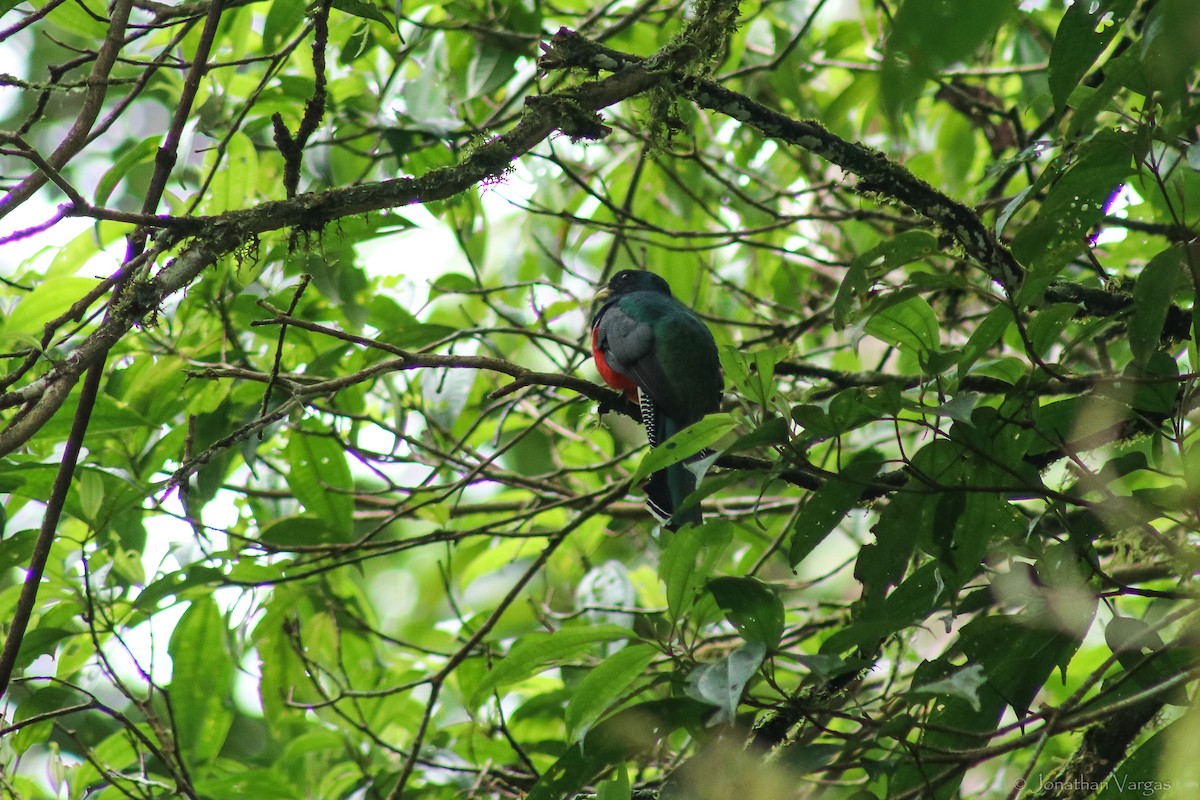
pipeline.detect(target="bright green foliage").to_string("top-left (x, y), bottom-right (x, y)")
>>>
top-left (1, 0), bottom-right (1199, 798)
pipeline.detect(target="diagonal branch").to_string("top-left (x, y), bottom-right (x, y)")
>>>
top-left (0, 50), bottom-right (664, 455)
top-left (537, 27), bottom-right (1024, 291)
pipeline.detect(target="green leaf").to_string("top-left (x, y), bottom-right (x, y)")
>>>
top-left (34, 393), bottom-right (156, 447)
top-left (739, 346), bottom-right (785, 407)
top-left (1026, 303), bottom-right (1078, 359)
top-left (683, 641), bottom-right (767, 725)
top-left (466, 42), bottom-right (518, 98)
top-left (1029, 395), bottom-right (1132, 456)
top-left (564, 644), bottom-right (659, 742)
top-left (1105, 615), bottom-right (1166, 654)
top-left (823, 561), bottom-right (946, 655)
top-left (420, 365), bottom-right (478, 430)
top-left (0, 529), bottom-right (36, 573)
top-left (11, 686), bottom-right (77, 754)
top-left (835, 230), bottom-right (940, 328)
top-left (795, 385), bottom-right (899, 438)
top-left (131, 566), bottom-right (224, 615)
top-left (790, 449), bottom-right (884, 567)
top-left (527, 699), bottom-right (708, 800)
top-left (168, 597), bottom-right (233, 764)
top-left (77, 468), bottom-right (104, 522)
top-left (32, 0), bottom-right (106, 37)
top-left (1129, 0), bottom-right (1200, 102)
top-left (1049, 0), bottom-right (1138, 112)
top-left (707, 577), bottom-right (785, 650)
top-left (66, 727), bottom-right (144, 791)
top-left (960, 613), bottom-right (1092, 716)
top-left (1127, 352), bottom-right (1179, 415)
top-left (339, 21), bottom-right (374, 65)
top-left (659, 521), bottom-right (733, 619)
top-left (795, 652), bottom-right (869, 680)
top-left (471, 625), bottom-right (633, 706)
top-left (855, 491), bottom-right (928, 604)
top-left (1131, 247), bottom-right (1186, 364)
top-left (725, 415), bottom-right (789, 452)
top-left (718, 348), bottom-right (752, 398)
top-left (1011, 132), bottom-right (1136, 288)
top-left (285, 425), bottom-right (354, 534)
top-left (331, 0), bottom-right (395, 32)
top-left (906, 663), bottom-right (985, 712)
top-left (14, 627), bottom-right (77, 671)
top-left (259, 514), bottom-right (354, 546)
top-left (946, 494), bottom-right (1023, 577)
top-left (1103, 614), bottom-right (1190, 704)
top-left (958, 305), bottom-right (1013, 376)
top-left (630, 413), bottom-right (736, 485)
top-left (972, 356), bottom-right (1028, 385)
top-left (195, 770), bottom-right (301, 800)
top-left (881, 0), bottom-right (1018, 120)
top-left (202, 131), bottom-right (258, 214)
top-left (0, 277), bottom-right (101, 338)
top-left (1095, 717), bottom-right (1178, 800)
top-left (994, 184), bottom-right (1034, 237)
top-left (369, 295), bottom-right (454, 349)
top-left (264, 0), bottom-right (307, 52)
top-left (429, 272), bottom-right (478, 296)
top-left (576, 560), bottom-right (636, 628)
top-left (595, 765), bottom-right (632, 800)
top-left (95, 136), bottom-right (161, 207)
top-left (864, 296), bottom-right (940, 362)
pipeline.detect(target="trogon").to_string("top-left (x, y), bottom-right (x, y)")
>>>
top-left (591, 270), bottom-right (722, 528)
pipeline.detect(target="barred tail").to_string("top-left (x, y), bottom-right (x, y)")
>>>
top-left (639, 389), bottom-right (702, 529)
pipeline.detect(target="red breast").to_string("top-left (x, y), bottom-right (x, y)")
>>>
top-left (591, 324), bottom-right (638, 401)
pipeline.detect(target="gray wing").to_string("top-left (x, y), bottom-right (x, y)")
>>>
top-left (596, 303), bottom-right (686, 420)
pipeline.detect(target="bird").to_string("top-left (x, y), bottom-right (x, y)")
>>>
top-left (590, 269), bottom-right (722, 528)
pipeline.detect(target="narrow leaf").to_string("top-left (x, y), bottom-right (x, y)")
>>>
top-left (1049, 0), bottom-right (1138, 111)
top-left (790, 449), bottom-right (884, 567)
top-left (1130, 247), bottom-right (1185, 364)
top-left (471, 625), bottom-right (632, 706)
top-left (285, 426), bottom-right (354, 534)
top-left (332, 0), bottom-right (395, 32)
top-left (168, 598), bottom-right (233, 763)
top-left (95, 136), bottom-right (161, 207)
top-left (631, 414), bottom-right (736, 485)
top-left (659, 522), bottom-right (733, 619)
top-left (565, 644), bottom-right (659, 742)
top-left (958, 305), bottom-right (1013, 376)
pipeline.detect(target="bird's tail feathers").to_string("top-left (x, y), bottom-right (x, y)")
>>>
top-left (645, 462), bottom-right (704, 529)
top-left (638, 389), bottom-right (709, 529)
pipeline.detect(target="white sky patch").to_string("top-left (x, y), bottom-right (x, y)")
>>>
top-left (0, 32), bottom-right (28, 120)
top-left (356, 164), bottom-right (537, 288)
top-left (354, 204), bottom-right (463, 283)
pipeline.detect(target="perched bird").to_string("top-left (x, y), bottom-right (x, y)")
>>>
top-left (591, 270), bottom-right (722, 528)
